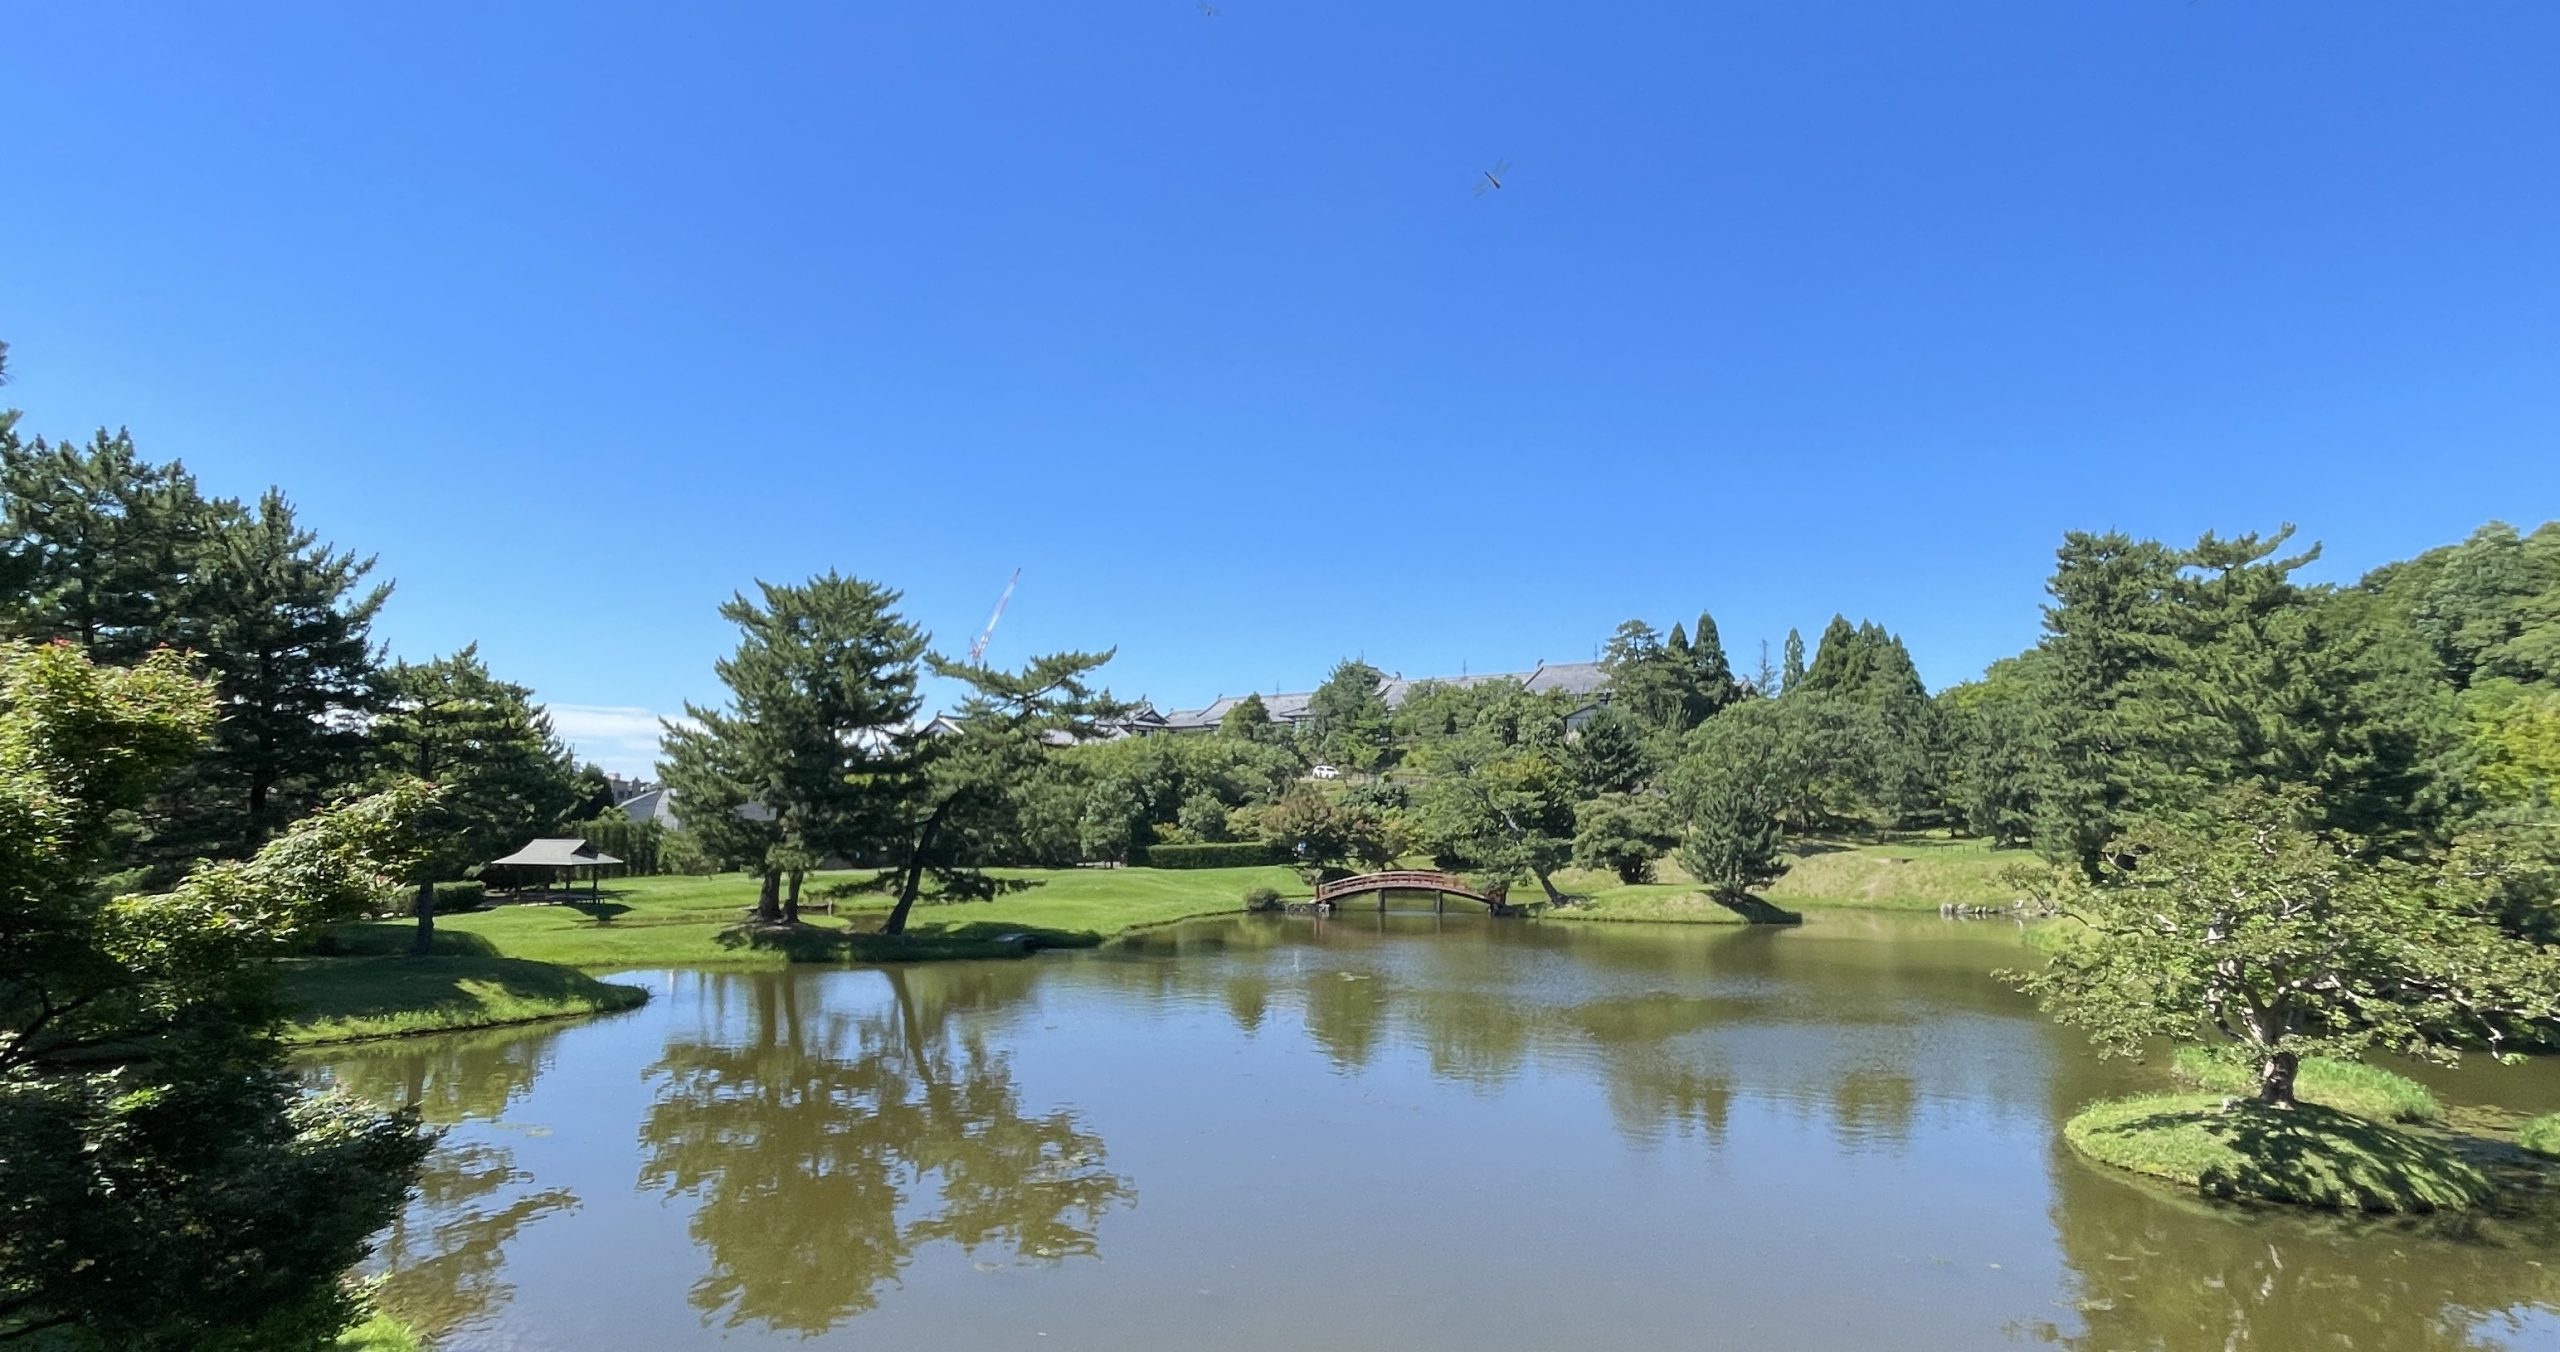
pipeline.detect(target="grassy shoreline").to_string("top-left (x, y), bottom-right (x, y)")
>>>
top-left (2064, 1093), bottom-right (2492, 1213)
top-left (281, 839), bottom-right (2040, 1045)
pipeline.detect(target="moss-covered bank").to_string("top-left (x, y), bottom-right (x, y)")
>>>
top-left (2064, 1093), bottom-right (2490, 1213)
top-left (2523, 1112), bottom-right (2560, 1159)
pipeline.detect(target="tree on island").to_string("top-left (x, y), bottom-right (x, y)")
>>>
top-left (2007, 786), bottom-right (2560, 1108)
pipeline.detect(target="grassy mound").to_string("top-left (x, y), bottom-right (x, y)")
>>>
top-left (2065, 1094), bottom-right (2489, 1213)
top-left (2169, 1047), bottom-right (2443, 1124)
top-left (2522, 1113), bottom-right (2560, 1160)
top-left (280, 955), bottom-right (649, 1045)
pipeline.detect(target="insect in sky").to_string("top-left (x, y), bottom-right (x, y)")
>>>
top-left (1474, 159), bottom-right (1510, 196)
top-left (1199, 1), bottom-right (1219, 15)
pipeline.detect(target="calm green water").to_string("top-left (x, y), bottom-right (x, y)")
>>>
top-left (310, 911), bottom-right (2560, 1351)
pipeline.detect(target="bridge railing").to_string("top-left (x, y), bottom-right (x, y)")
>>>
top-left (1312, 870), bottom-right (1483, 903)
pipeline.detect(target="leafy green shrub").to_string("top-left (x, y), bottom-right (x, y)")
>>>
top-left (1142, 842), bottom-right (1278, 869)
top-left (1242, 885), bottom-right (1284, 912)
top-left (428, 880), bottom-right (488, 914)
top-left (1340, 780), bottom-right (1409, 813)
top-left (2523, 1113), bottom-right (2560, 1159)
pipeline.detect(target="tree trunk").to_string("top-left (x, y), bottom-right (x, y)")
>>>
top-left (783, 870), bottom-right (803, 924)
top-left (883, 804), bottom-right (952, 938)
top-left (755, 869), bottom-right (782, 924)
top-left (1531, 866), bottom-right (1564, 905)
top-left (2255, 1049), bottom-right (2300, 1108)
top-left (410, 879), bottom-right (436, 956)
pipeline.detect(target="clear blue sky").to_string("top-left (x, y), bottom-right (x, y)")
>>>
top-left (5, 2), bottom-right (2555, 774)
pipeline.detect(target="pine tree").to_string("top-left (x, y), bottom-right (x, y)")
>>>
top-left (158, 490), bottom-right (389, 858)
top-left (1679, 771), bottom-right (1789, 902)
top-left (882, 648), bottom-right (1126, 935)
top-left (1305, 658), bottom-right (1391, 770)
top-left (663, 574), bottom-right (929, 925)
top-left (374, 645), bottom-right (582, 951)
top-left (0, 428), bottom-right (213, 663)
top-left (1566, 703), bottom-right (1652, 795)
top-left (1781, 628), bottom-right (1806, 694)
top-left (1688, 609), bottom-right (1738, 720)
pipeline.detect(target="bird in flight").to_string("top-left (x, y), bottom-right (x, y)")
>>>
top-left (1474, 159), bottom-right (1510, 196)
top-left (1199, 1), bottom-right (1220, 14)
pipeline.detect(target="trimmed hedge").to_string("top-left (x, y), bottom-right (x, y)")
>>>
top-left (428, 880), bottom-right (487, 914)
top-left (1142, 842), bottom-right (1278, 869)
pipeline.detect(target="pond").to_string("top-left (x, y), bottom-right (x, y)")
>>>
top-left (309, 911), bottom-right (2560, 1351)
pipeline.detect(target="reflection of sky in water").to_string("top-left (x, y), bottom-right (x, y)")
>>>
top-left (309, 912), bottom-right (2560, 1352)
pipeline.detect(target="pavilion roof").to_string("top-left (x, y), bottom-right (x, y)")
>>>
top-left (488, 837), bottom-right (624, 868)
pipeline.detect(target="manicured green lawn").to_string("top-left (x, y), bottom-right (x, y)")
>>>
top-left (279, 955), bottom-right (650, 1046)
top-left (282, 865), bottom-right (1303, 1043)
top-left (2169, 1046), bottom-right (2445, 1124)
top-left (311, 865), bottom-right (1307, 970)
top-left (2064, 1093), bottom-right (2489, 1213)
top-left (1544, 832), bottom-right (2036, 924)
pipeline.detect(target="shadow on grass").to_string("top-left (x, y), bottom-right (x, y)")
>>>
top-left (1712, 894), bottom-right (1805, 925)
top-left (2076, 1097), bottom-right (2492, 1213)
top-left (562, 899), bottom-right (632, 922)
top-left (714, 918), bottom-right (1102, 964)
top-left (304, 924), bottom-right (500, 958)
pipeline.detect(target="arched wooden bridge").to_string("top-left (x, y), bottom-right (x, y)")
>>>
top-left (1309, 870), bottom-right (1525, 916)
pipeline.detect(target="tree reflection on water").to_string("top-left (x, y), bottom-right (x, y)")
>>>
top-left (634, 965), bottom-right (1132, 1336)
top-left (315, 1026), bottom-right (580, 1342)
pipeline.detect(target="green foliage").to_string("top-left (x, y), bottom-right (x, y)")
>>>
top-left (1600, 614), bottom-right (1738, 744)
top-left (662, 573), bottom-right (928, 923)
top-left (1402, 681), bottom-right (1578, 900)
top-left (564, 813), bottom-right (665, 874)
top-left (880, 647), bottom-right (1130, 934)
top-left (1676, 770), bottom-right (1788, 902)
top-left (1251, 788), bottom-right (1394, 880)
top-left (2064, 1095), bottom-right (2489, 1213)
top-left (1937, 655), bottom-right (2047, 846)
top-left (1142, 841), bottom-right (1279, 868)
top-left (2460, 679), bottom-right (2560, 811)
top-left (160, 489), bottom-right (389, 858)
top-left (1219, 691), bottom-right (1280, 742)
top-left (375, 645), bottom-right (582, 946)
top-left (2006, 786), bottom-right (2560, 1106)
top-left (0, 641), bottom-right (436, 1350)
top-left (2167, 1046), bottom-right (2441, 1124)
top-left (2031, 528), bottom-right (2461, 873)
top-left (333, 1314), bottom-right (424, 1352)
top-left (1780, 627), bottom-right (1805, 693)
top-left (1572, 792), bottom-right (1677, 884)
top-left (2521, 1112), bottom-right (2560, 1159)
top-left (1241, 884), bottom-right (1285, 912)
top-left (427, 880), bottom-right (487, 914)
top-left (1305, 658), bottom-right (1391, 771)
top-left (1566, 703), bottom-right (1653, 796)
